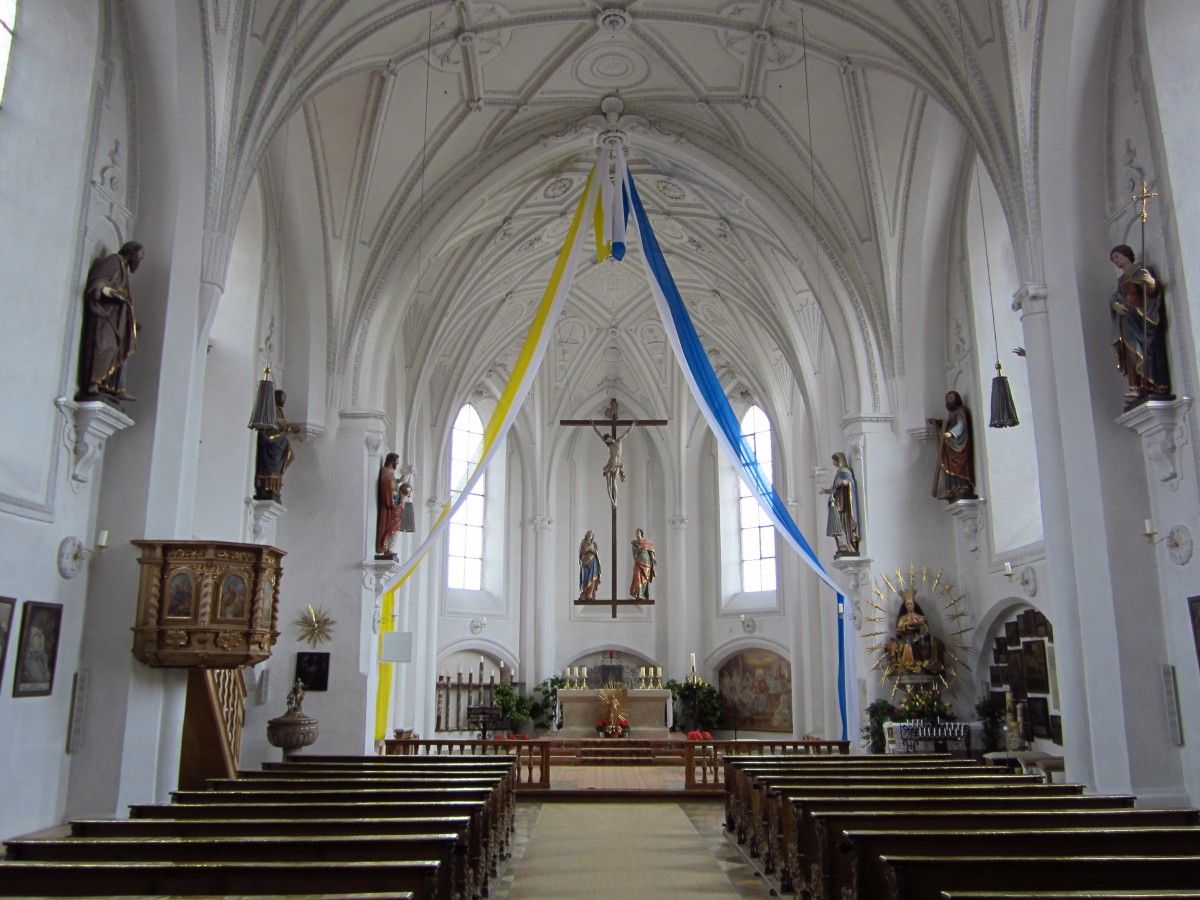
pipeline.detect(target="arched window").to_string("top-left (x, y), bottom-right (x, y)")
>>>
top-left (738, 405), bottom-right (777, 592)
top-left (0, 1), bottom-right (17, 107)
top-left (447, 404), bottom-right (485, 590)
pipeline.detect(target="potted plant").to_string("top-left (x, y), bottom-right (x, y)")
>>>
top-left (528, 675), bottom-right (566, 731)
top-left (863, 698), bottom-right (896, 754)
top-left (493, 683), bottom-right (533, 734)
top-left (666, 678), bottom-right (722, 733)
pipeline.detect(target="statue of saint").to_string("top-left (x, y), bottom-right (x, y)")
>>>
top-left (1109, 244), bottom-right (1171, 409)
top-left (77, 241), bottom-right (144, 403)
top-left (398, 478), bottom-right (415, 532)
top-left (885, 590), bottom-right (945, 675)
top-left (254, 389), bottom-right (297, 502)
top-left (285, 677), bottom-right (306, 715)
top-left (591, 420), bottom-right (637, 508)
top-left (375, 453), bottom-right (402, 559)
top-left (819, 452), bottom-right (860, 557)
top-left (629, 528), bottom-right (656, 600)
top-left (578, 531), bottom-right (601, 601)
top-left (930, 391), bottom-right (976, 502)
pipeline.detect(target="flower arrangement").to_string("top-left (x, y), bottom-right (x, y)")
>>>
top-left (685, 730), bottom-right (713, 741)
top-left (596, 716), bottom-right (630, 737)
top-left (898, 686), bottom-right (953, 722)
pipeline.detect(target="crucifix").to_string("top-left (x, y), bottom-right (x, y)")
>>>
top-left (560, 398), bottom-right (668, 617)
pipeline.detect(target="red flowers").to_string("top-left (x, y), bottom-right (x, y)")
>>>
top-left (686, 730), bottom-right (713, 740)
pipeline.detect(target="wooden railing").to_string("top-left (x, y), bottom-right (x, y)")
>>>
top-left (683, 739), bottom-right (850, 789)
top-left (381, 737), bottom-right (848, 791)
top-left (178, 668), bottom-right (246, 790)
top-left (383, 738), bottom-right (551, 788)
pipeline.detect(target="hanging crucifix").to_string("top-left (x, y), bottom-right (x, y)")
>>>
top-left (560, 398), bottom-right (668, 617)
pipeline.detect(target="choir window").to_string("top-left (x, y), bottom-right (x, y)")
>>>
top-left (738, 405), bottom-right (777, 592)
top-left (447, 404), bottom-right (485, 590)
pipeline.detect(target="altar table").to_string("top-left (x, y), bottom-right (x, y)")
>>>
top-left (557, 689), bottom-right (672, 739)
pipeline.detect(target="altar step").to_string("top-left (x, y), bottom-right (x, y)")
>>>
top-left (568, 740), bottom-right (687, 767)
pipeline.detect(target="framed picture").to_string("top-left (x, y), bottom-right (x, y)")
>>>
top-left (1005, 620), bottom-right (1021, 648)
top-left (296, 651), bottom-right (330, 692)
top-left (166, 570), bottom-right (196, 619)
top-left (216, 573), bottom-right (248, 620)
top-left (1023, 638), bottom-right (1050, 694)
top-left (1034, 611), bottom-right (1050, 638)
top-left (1189, 596), bottom-right (1200, 675)
top-left (1007, 647), bottom-right (1027, 700)
top-left (1027, 696), bottom-right (1051, 738)
top-left (992, 646), bottom-right (1008, 665)
top-left (1050, 714), bottom-right (1063, 745)
top-left (989, 665), bottom-right (1008, 688)
top-left (0, 597), bottom-right (14, 692)
top-left (1019, 609), bottom-right (1036, 637)
top-left (13, 602), bottom-right (63, 698)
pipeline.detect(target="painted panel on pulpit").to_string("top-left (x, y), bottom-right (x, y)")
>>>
top-left (718, 649), bottom-right (792, 732)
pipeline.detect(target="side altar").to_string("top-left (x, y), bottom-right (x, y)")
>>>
top-left (557, 688), bottom-right (672, 739)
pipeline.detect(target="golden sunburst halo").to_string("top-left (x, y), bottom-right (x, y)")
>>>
top-left (295, 604), bottom-right (336, 646)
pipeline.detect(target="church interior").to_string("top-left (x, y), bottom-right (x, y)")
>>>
top-left (2, 0), bottom-right (1200, 889)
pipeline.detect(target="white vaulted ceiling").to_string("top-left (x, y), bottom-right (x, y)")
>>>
top-left (206, 1), bottom-right (1037, 422)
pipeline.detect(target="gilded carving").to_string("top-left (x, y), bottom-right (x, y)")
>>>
top-left (164, 630), bottom-right (189, 648)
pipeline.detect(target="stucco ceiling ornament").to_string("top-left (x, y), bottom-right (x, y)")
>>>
top-left (540, 96), bottom-right (683, 150)
top-left (717, 3), bottom-right (799, 70)
top-left (863, 563), bottom-right (973, 699)
top-left (425, 4), bottom-right (512, 73)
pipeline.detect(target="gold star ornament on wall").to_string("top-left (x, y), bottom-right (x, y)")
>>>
top-left (295, 604), bottom-right (336, 646)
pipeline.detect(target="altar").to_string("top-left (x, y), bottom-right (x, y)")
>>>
top-left (557, 689), bottom-right (672, 739)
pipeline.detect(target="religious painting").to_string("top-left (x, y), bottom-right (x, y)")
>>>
top-left (1004, 621), bottom-right (1021, 648)
top-left (1189, 596), bottom-right (1200, 675)
top-left (992, 644), bottom-right (1008, 665)
top-left (0, 597), bottom-right (14, 693)
top-left (1034, 611), bottom-right (1050, 638)
top-left (1019, 609), bottom-right (1036, 637)
top-left (1023, 638), bottom-right (1050, 694)
top-left (1050, 714), bottom-right (1063, 745)
top-left (1027, 696), bottom-right (1051, 738)
top-left (1006, 647), bottom-right (1027, 700)
top-left (216, 573), bottom-right (248, 620)
top-left (296, 651), bottom-right (330, 692)
top-left (989, 665), bottom-right (1008, 689)
top-left (13, 602), bottom-right (63, 698)
top-left (717, 649), bottom-right (792, 733)
top-left (165, 571), bottom-right (195, 619)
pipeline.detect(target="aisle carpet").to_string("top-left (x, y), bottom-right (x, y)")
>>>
top-left (501, 802), bottom-right (768, 899)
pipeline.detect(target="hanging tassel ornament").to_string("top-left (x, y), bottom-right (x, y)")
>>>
top-left (248, 365), bottom-right (278, 431)
top-left (989, 362), bottom-right (1019, 428)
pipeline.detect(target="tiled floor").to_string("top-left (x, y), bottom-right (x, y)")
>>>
top-left (493, 800), bottom-right (776, 899)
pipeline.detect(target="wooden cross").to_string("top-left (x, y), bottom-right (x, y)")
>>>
top-left (560, 398), bottom-right (668, 617)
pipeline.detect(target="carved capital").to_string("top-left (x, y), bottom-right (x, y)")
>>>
top-left (669, 514), bottom-right (689, 530)
top-left (1116, 397), bottom-right (1192, 492)
top-left (56, 397), bottom-right (134, 489)
top-left (1012, 282), bottom-right (1049, 317)
top-left (532, 514), bottom-right (554, 532)
top-left (945, 498), bottom-right (986, 558)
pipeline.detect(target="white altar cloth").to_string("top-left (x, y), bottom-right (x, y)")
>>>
top-left (556, 688), bottom-right (672, 739)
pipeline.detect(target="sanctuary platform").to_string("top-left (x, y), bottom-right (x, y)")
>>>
top-left (555, 688), bottom-right (672, 739)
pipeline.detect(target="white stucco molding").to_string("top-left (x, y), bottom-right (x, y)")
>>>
top-left (1116, 396), bottom-right (1192, 492)
top-left (55, 397), bottom-right (134, 490)
top-left (945, 497), bottom-right (986, 558)
top-left (246, 498), bottom-right (285, 545)
top-left (832, 556), bottom-right (873, 633)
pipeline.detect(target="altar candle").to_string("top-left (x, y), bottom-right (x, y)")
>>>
top-left (690, 653), bottom-right (696, 670)
top-left (639, 667), bottom-right (645, 677)
top-left (1145, 518), bottom-right (1153, 535)
top-left (564, 667), bottom-right (569, 678)
top-left (582, 667), bottom-right (588, 678)
top-left (97, 530), bottom-right (109, 548)
top-left (1004, 561), bottom-right (1013, 576)
top-left (657, 667), bottom-right (662, 677)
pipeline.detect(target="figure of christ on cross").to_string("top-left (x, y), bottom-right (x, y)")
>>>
top-left (560, 398), bottom-right (668, 617)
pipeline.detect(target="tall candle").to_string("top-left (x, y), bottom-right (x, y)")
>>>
top-left (690, 653), bottom-right (696, 670)
top-left (1004, 561), bottom-right (1013, 576)
top-left (639, 667), bottom-right (646, 677)
top-left (1145, 518), bottom-right (1153, 535)
top-left (582, 667), bottom-right (588, 678)
top-left (657, 667), bottom-right (662, 677)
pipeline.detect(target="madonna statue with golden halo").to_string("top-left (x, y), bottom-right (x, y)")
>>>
top-left (863, 563), bottom-right (973, 698)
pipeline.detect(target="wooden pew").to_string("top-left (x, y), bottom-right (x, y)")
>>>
top-left (3, 835), bottom-right (461, 900)
top-left (755, 776), bottom-right (1072, 870)
top-left (128, 800), bottom-right (496, 898)
top-left (779, 791), bottom-right (1134, 896)
top-left (940, 892), bottom-right (1200, 899)
top-left (725, 759), bottom-right (990, 838)
top-left (879, 855), bottom-right (1200, 899)
top-left (71, 815), bottom-right (474, 839)
top-left (0, 860), bottom-right (442, 899)
top-left (807, 807), bottom-right (1200, 900)
top-left (837, 827), bottom-right (1200, 900)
